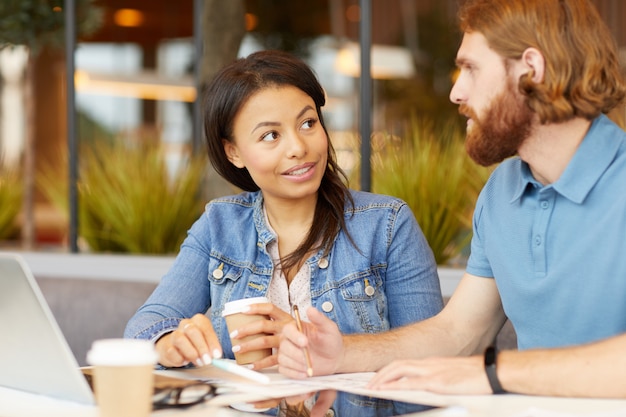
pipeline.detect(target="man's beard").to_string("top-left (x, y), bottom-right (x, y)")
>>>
top-left (461, 79), bottom-right (533, 167)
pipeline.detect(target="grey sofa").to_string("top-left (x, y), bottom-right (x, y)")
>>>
top-left (37, 277), bottom-right (157, 366)
top-left (35, 279), bottom-right (517, 367)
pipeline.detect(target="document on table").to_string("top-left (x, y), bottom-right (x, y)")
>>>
top-left (291, 372), bottom-right (451, 407)
top-left (157, 364), bottom-right (450, 407)
top-left (159, 366), bottom-right (319, 406)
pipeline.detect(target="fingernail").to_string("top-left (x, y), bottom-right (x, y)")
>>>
top-left (195, 358), bottom-right (204, 367)
top-left (232, 345), bottom-right (241, 353)
top-left (202, 353), bottom-right (212, 365)
top-left (213, 349), bottom-right (222, 359)
top-left (230, 330), bottom-right (239, 338)
top-left (242, 306), bottom-right (251, 312)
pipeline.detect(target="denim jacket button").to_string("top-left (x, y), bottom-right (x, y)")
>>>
top-left (365, 285), bottom-right (375, 296)
top-left (321, 301), bottom-right (333, 312)
top-left (318, 258), bottom-right (329, 269)
top-left (212, 262), bottom-right (225, 279)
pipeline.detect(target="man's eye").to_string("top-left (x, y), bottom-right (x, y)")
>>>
top-left (463, 65), bottom-right (475, 75)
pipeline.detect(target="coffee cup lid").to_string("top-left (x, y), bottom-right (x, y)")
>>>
top-left (87, 338), bottom-right (158, 366)
top-left (222, 297), bottom-right (269, 317)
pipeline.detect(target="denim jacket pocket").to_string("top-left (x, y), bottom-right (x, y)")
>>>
top-left (335, 271), bottom-right (387, 333)
top-left (205, 258), bottom-right (248, 346)
top-left (206, 257), bottom-right (270, 322)
top-left (206, 258), bottom-right (244, 285)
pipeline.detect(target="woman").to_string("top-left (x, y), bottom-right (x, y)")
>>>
top-left (124, 50), bottom-right (442, 372)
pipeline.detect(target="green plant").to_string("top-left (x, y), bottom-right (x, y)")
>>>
top-left (0, 164), bottom-right (22, 240)
top-left (354, 117), bottom-right (491, 265)
top-left (38, 141), bottom-right (208, 254)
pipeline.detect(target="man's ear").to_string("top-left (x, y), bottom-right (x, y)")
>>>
top-left (223, 139), bottom-right (245, 168)
top-left (521, 47), bottom-right (545, 83)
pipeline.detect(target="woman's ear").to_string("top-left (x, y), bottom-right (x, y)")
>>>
top-left (521, 47), bottom-right (545, 83)
top-left (223, 139), bottom-right (245, 168)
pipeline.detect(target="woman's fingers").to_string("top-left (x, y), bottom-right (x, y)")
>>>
top-left (179, 319), bottom-right (212, 366)
top-left (188, 314), bottom-right (223, 360)
top-left (249, 352), bottom-right (279, 370)
top-left (156, 314), bottom-right (222, 367)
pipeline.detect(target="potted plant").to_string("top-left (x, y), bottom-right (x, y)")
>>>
top-left (38, 139), bottom-right (208, 254)
top-left (0, 164), bottom-right (23, 243)
top-left (353, 117), bottom-right (491, 265)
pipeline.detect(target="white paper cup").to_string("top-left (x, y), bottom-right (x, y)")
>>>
top-left (87, 339), bottom-right (158, 417)
top-left (222, 297), bottom-right (272, 365)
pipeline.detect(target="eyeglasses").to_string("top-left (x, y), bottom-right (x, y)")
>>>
top-left (152, 382), bottom-right (216, 410)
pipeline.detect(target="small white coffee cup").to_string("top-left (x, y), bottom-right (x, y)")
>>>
top-left (87, 339), bottom-right (158, 417)
top-left (222, 297), bottom-right (272, 365)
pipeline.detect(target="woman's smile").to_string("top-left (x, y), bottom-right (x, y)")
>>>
top-left (282, 162), bottom-right (317, 181)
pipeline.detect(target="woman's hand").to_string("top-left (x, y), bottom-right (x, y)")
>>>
top-left (229, 302), bottom-right (295, 370)
top-left (155, 313), bottom-right (222, 368)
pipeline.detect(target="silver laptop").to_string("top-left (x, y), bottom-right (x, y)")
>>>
top-left (0, 253), bottom-right (95, 404)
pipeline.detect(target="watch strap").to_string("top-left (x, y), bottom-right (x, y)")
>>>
top-left (484, 346), bottom-right (507, 394)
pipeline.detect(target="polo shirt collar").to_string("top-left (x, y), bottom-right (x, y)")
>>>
top-left (510, 161), bottom-right (534, 203)
top-left (511, 115), bottom-right (622, 204)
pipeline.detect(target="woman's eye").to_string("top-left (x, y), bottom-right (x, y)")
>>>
top-left (260, 131), bottom-right (279, 142)
top-left (301, 118), bottom-right (317, 130)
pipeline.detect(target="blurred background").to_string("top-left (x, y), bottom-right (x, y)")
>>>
top-left (1, 0), bottom-right (625, 265)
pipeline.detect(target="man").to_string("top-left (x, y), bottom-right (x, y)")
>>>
top-left (276, 0), bottom-right (626, 398)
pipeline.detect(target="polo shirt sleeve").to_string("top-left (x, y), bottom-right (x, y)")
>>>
top-left (466, 187), bottom-right (494, 279)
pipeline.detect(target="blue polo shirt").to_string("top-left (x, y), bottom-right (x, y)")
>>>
top-left (467, 114), bottom-right (626, 350)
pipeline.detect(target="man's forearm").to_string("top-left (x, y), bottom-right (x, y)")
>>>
top-left (497, 334), bottom-right (626, 398)
top-left (336, 275), bottom-right (507, 374)
top-left (338, 333), bottom-right (398, 373)
top-left (337, 317), bottom-right (471, 373)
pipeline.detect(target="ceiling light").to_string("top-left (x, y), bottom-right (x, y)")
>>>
top-left (114, 9), bottom-right (145, 27)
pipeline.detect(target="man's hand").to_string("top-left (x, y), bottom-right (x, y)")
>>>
top-left (278, 307), bottom-right (344, 378)
top-left (366, 355), bottom-right (492, 395)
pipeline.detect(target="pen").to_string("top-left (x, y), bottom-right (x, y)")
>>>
top-left (292, 305), bottom-right (314, 377)
top-left (210, 358), bottom-right (271, 384)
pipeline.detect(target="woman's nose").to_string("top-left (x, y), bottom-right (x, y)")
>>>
top-left (286, 134), bottom-right (307, 158)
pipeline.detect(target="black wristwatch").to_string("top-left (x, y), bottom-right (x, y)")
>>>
top-left (484, 346), bottom-right (507, 394)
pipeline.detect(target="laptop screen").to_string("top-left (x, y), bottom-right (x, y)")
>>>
top-left (0, 253), bottom-right (95, 404)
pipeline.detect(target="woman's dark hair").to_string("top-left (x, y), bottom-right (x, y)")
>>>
top-left (203, 50), bottom-right (355, 275)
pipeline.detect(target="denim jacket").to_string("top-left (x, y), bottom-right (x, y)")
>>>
top-left (125, 190), bottom-right (442, 354)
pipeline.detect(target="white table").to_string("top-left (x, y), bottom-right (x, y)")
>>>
top-left (0, 385), bottom-right (250, 417)
top-left (2, 384), bottom-right (626, 417)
